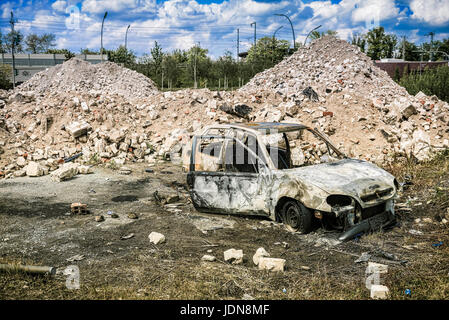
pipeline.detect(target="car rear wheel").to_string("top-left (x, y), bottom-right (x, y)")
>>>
top-left (281, 200), bottom-right (313, 233)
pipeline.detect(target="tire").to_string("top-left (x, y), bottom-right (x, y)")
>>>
top-left (280, 200), bottom-right (313, 233)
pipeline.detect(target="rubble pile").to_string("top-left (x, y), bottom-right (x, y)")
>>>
top-left (240, 36), bottom-right (449, 163)
top-left (0, 82), bottom-right (241, 178)
top-left (17, 58), bottom-right (159, 101)
top-left (1, 37), bottom-right (449, 179)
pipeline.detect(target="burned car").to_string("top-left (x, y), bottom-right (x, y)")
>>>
top-left (186, 122), bottom-right (398, 241)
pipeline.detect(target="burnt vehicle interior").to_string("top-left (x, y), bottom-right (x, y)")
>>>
top-left (193, 125), bottom-right (346, 173)
top-left (187, 123), bottom-right (397, 241)
top-left (260, 128), bottom-right (345, 169)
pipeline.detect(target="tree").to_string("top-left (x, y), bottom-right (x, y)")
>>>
top-left (351, 33), bottom-right (366, 53)
top-left (80, 48), bottom-right (99, 55)
top-left (186, 45), bottom-right (209, 88)
top-left (3, 30), bottom-right (24, 53)
top-left (309, 30), bottom-right (338, 40)
top-left (397, 38), bottom-right (420, 61)
top-left (25, 33), bottom-right (56, 53)
top-left (246, 36), bottom-right (290, 73)
top-left (46, 49), bottom-right (75, 60)
top-left (107, 45), bottom-right (136, 66)
top-left (0, 64), bottom-right (12, 90)
top-left (366, 27), bottom-right (397, 60)
top-left (0, 31), bottom-right (6, 54)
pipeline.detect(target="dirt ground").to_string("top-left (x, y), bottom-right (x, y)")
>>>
top-left (0, 155), bottom-right (448, 300)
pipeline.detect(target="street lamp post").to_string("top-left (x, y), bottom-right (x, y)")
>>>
top-left (304, 25), bottom-right (322, 46)
top-left (250, 22), bottom-right (256, 47)
top-left (125, 24), bottom-right (131, 51)
top-left (273, 26), bottom-right (283, 39)
top-left (274, 13), bottom-right (295, 50)
top-left (272, 26), bottom-right (283, 62)
top-left (100, 11), bottom-right (108, 62)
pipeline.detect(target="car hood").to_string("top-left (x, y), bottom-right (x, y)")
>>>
top-left (282, 158), bottom-right (396, 201)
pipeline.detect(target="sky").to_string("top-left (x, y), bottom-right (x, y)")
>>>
top-left (0, 0), bottom-right (448, 59)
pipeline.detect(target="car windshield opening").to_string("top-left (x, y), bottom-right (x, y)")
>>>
top-left (262, 128), bottom-right (343, 169)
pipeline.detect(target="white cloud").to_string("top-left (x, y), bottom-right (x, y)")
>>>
top-left (352, 0), bottom-right (399, 23)
top-left (1, 1), bottom-right (14, 19)
top-left (410, 0), bottom-right (449, 25)
top-left (52, 0), bottom-right (67, 12)
top-left (81, 0), bottom-right (157, 14)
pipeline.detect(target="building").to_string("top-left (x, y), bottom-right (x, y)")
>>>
top-left (374, 59), bottom-right (448, 79)
top-left (0, 53), bottom-right (107, 84)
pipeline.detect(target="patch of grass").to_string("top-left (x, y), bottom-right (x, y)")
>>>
top-left (87, 153), bottom-right (101, 166)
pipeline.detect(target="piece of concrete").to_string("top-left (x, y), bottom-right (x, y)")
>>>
top-left (258, 257), bottom-right (286, 272)
top-left (224, 248), bottom-right (243, 264)
top-left (25, 161), bottom-right (44, 177)
top-left (367, 262), bottom-right (388, 274)
top-left (78, 165), bottom-right (93, 174)
top-left (370, 284), bottom-right (389, 299)
top-left (66, 121), bottom-right (91, 138)
top-left (50, 163), bottom-right (79, 182)
top-left (201, 255), bottom-right (216, 262)
top-left (252, 247), bottom-right (270, 266)
top-left (148, 232), bottom-right (166, 245)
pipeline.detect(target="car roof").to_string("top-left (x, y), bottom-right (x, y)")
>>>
top-left (230, 122), bottom-right (309, 134)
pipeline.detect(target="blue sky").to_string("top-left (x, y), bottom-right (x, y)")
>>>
top-left (1, 0), bottom-right (448, 59)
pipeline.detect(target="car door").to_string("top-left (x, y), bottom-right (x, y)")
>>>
top-left (187, 134), bottom-right (270, 215)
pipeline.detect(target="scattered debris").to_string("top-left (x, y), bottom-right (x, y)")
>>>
top-left (201, 255), bottom-right (216, 262)
top-left (70, 203), bottom-right (88, 215)
top-left (94, 215), bottom-right (104, 222)
top-left (432, 241), bottom-right (443, 248)
top-left (127, 213), bottom-right (138, 219)
top-left (409, 229), bottom-right (423, 235)
top-left (355, 252), bottom-right (371, 263)
top-left (148, 232), bottom-right (166, 245)
top-left (66, 254), bottom-right (85, 262)
top-left (121, 233), bottom-right (135, 240)
top-left (370, 284), bottom-right (390, 300)
top-left (252, 247), bottom-right (270, 265)
top-left (0, 263), bottom-right (56, 275)
top-left (191, 216), bottom-right (235, 233)
top-left (224, 248), bottom-right (243, 264)
top-left (258, 257), bottom-right (286, 272)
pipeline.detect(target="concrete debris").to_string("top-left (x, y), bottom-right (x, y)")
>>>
top-left (258, 257), bottom-right (286, 272)
top-left (223, 248), bottom-right (243, 264)
top-left (24, 161), bottom-right (44, 177)
top-left (252, 247), bottom-right (270, 266)
top-left (50, 163), bottom-right (79, 182)
top-left (127, 212), bottom-right (138, 219)
top-left (239, 36), bottom-right (449, 164)
top-left (148, 232), bottom-right (166, 245)
top-left (1, 37), bottom-right (449, 178)
top-left (201, 255), bottom-right (216, 262)
top-left (370, 285), bottom-right (390, 300)
top-left (18, 58), bottom-right (158, 100)
top-left (66, 121), bottom-right (91, 138)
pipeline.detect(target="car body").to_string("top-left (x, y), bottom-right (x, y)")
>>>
top-left (186, 122), bottom-right (398, 241)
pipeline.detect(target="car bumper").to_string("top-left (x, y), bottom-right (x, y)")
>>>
top-left (338, 209), bottom-right (397, 241)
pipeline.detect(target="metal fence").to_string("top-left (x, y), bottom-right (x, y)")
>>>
top-left (0, 53), bottom-right (107, 83)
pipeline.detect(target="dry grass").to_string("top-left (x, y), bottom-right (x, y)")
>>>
top-left (1, 151), bottom-right (449, 300)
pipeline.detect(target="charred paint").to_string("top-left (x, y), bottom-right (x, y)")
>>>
top-left (187, 123), bottom-right (398, 230)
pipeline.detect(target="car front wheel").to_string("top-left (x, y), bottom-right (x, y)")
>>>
top-left (281, 200), bottom-right (313, 233)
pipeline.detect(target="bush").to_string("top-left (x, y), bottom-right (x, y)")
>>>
top-left (0, 64), bottom-right (12, 90)
top-left (399, 65), bottom-right (449, 102)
